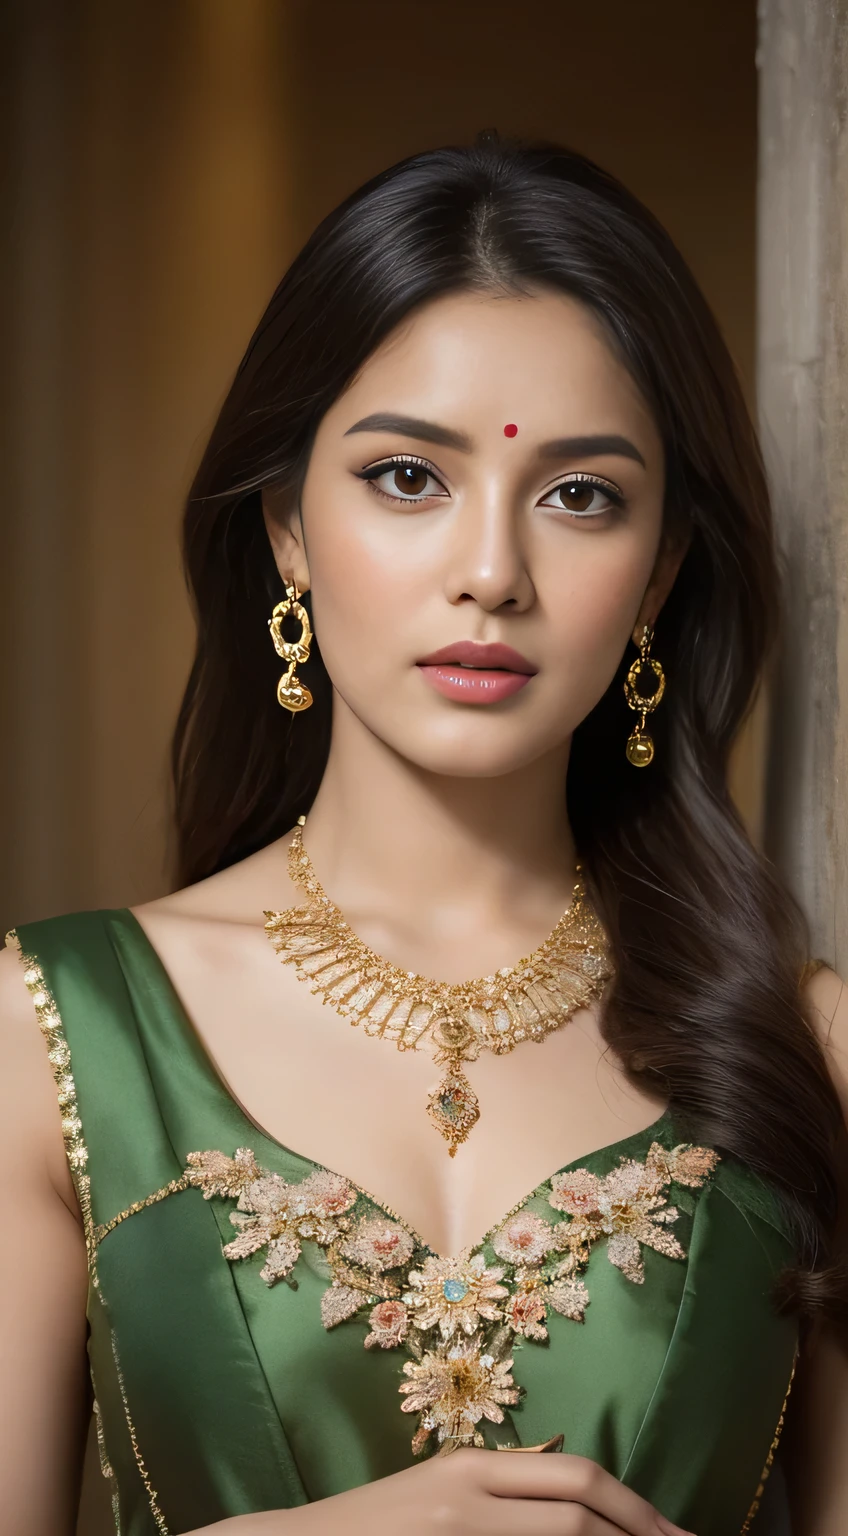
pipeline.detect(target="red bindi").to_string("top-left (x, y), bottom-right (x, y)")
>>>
top-left (503, 423), bottom-right (518, 437)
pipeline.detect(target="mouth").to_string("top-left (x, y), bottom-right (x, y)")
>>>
top-left (415, 641), bottom-right (537, 706)
top-left (416, 641), bottom-right (537, 674)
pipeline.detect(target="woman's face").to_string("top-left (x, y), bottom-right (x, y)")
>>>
top-left (266, 287), bottom-right (677, 779)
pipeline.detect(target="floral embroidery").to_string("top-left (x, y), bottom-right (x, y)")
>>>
top-left (399, 1338), bottom-right (520, 1454)
top-left (404, 1253), bottom-right (509, 1339)
top-left (320, 1283), bottom-right (368, 1329)
top-left (338, 1216), bottom-right (416, 1273)
top-left (365, 1299), bottom-right (410, 1350)
top-left (548, 1141), bottom-right (717, 1289)
top-left (185, 1146), bottom-right (261, 1199)
top-left (491, 1209), bottom-right (558, 1267)
top-left (184, 1138), bottom-right (719, 1457)
top-left (186, 1151), bottom-right (358, 1285)
top-left (504, 1286), bottom-right (549, 1340)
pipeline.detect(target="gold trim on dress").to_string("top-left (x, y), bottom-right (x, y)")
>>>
top-left (5, 930), bottom-right (98, 1276)
top-left (739, 1353), bottom-right (797, 1534)
top-left (111, 1335), bottom-right (169, 1536)
top-left (93, 1396), bottom-right (121, 1534)
top-left (5, 929), bottom-right (169, 1536)
top-left (95, 1175), bottom-right (193, 1245)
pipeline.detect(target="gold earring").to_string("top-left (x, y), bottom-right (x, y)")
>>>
top-left (624, 624), bottom-right (665, 767)
top-left (268, 578), bottom-right (313, 712)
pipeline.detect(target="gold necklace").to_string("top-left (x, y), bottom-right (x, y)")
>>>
top-left (263, 817), bottom-right (613, 1157)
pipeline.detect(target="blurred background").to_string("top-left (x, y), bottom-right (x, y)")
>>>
top-left (3, 2), bottom-right (847, 1532)
top-left (2, 0), bottom-right (763, 939)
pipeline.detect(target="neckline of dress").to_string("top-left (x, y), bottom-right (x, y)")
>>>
top-left (117, 907), bottom-right (673, 1261)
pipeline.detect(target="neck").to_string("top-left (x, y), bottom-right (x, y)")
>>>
top-left (295, 694), bottom-right (577, 924)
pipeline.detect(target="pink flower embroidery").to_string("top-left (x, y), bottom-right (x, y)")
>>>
top-left (188, 1154), bottom-right (358, 1287)
top-left (547, 1142), bottom-right (719, 1285)
top-left (339, 1216), bottom-right (416, 1273)
top-left (491, 1210), bottom-right (558, 1267)
top-left (183, 1137), bottom-right (719, 1457)
top-left (364, 1299), bottom-right (409, 1349)
top-left (505, 1289), bottom-right (549, 1340)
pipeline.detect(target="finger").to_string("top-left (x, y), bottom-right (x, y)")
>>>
top-left (471, 1450), bottom-right (692, 1536)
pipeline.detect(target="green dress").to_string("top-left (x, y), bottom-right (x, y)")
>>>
top-left (7, 911), bottom-right (798, 1536)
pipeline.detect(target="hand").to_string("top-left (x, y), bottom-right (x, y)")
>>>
top-left (267, 1446), bottom-right (695, 1536)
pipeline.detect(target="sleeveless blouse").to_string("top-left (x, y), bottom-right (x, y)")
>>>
top-left (7, 911), bottom-right (799, 1536)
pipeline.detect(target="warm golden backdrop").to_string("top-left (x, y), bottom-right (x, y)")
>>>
top-left (2, 0), bottom-right (760, 927)
top-left (0, 4), bottom-right (793, 1531)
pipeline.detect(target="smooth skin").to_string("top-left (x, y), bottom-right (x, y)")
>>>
top-left (0, 289), bottom-right (845, 1535)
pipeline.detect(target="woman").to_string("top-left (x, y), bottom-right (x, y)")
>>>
top-left (1, 133), bottom-right (846, 1536)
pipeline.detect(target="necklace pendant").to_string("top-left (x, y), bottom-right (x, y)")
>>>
top-left (426, 1062), bottom-right (481, 1157)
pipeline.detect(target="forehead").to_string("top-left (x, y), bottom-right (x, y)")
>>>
top-left (326, 288), bottom-right (657, 444)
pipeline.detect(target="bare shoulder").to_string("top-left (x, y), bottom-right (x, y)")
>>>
top-left (802, 962), bottom-right (848, 1119)
top-left (0, 940), bottom-right (77, 1212)
top-left (133, 830), bottom-right (299, 930)
top-left (0, 940), bottom-right (39, 1050)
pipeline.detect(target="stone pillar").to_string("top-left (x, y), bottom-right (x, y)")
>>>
top-left (759, 0), bottom-right (848, 973)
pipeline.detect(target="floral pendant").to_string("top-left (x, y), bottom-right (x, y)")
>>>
top-left (426, 1062), bottom-right (481, 1156)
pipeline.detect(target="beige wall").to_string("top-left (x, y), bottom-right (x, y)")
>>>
top-left (2, 0), bottom-right (761, 940)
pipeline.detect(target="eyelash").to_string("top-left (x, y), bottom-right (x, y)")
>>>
top-left (356, 454), bottom-right (442, 502)
top-left (355, 454), bottom-right (626, 517)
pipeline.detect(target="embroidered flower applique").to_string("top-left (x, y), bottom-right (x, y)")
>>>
top-left (365, 1298), bottom-right (409, 1350)
top-left (186, 1149), bottom-right (358, 1286)
top-left (184, 1138), bottom-right (719, 1458)
top-left (405, 1253), bottom-right (509, 1339)
top-left (548, 1141), bottom-right (720, 1291)
top-left (399, 1337), bottom-right (520, 1456)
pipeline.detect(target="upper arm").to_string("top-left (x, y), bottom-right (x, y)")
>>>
top-left (0, 941), bottom-right (91, 1536)
top-left (782, 964), bottom-right (848, 1535)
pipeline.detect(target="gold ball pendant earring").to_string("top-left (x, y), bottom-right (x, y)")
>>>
top-left (269, 578), bottom-right (313, 712)
top-left (624, 624), bottom-right (665, 767)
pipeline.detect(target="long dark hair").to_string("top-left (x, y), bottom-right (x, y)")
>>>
top-left (174, 132), bottom-right (845, 1322)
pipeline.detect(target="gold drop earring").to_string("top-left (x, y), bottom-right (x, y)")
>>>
top-left (268, 578), bottom-right (313, 712)
top-left (624, 624), bottom-right (665, 767)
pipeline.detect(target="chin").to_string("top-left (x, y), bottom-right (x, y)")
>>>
top-left (385, 727), bottom-right (560, 780)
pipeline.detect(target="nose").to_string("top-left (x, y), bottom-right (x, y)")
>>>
top-left (443, 478), bottom-right (536, 613)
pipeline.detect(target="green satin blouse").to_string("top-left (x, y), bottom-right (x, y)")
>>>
top-left (8, 910), bottom-right (798, 1536)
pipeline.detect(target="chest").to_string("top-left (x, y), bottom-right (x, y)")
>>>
top-left (139, 915), bottom-right (667, 1256)
top-left (88, 1134), bottom-right (798, 1536)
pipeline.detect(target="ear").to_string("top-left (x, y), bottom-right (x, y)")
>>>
top-left (632, 526), bottom-right (691, 645)
top-left (261, 486), bottom-right (311, 593)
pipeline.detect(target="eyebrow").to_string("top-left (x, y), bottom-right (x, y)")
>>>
top-left (344, 413), bottom-right (472, 451)
top-left (343, 413), bottom-right (646, 468)
top-left (538, 434), bottom-right (646, 469)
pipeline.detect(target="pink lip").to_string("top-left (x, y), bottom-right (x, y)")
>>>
top-left (417, 641), bottom-right (537, 673)
top-left (416, 641), bottom-right (537, 706)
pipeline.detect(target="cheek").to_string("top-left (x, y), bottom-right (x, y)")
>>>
top-left (537, 533), bottom-right (659, 702)
top-left (303, 490), bottom-right (427, 681)
top-left (555, 554), bottom-right (647, 641)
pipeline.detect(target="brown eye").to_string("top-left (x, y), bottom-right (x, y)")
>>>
top-left (391, 464), bottom-right (430, 496)
top-left (558, 483), bottom-right (598, 512)
top-left (538, 476), bottom-right (623, 518)
top-left (359, 457), bottom-right (448, 503)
